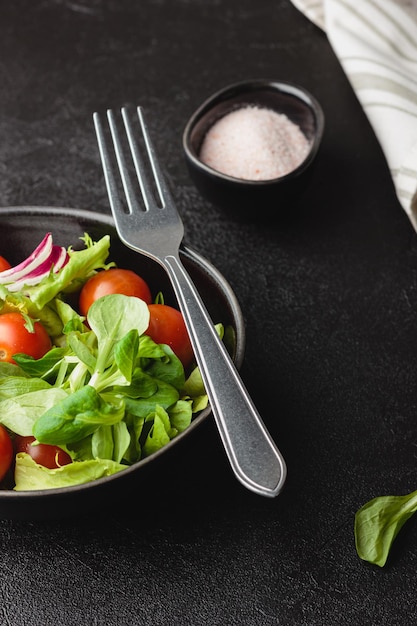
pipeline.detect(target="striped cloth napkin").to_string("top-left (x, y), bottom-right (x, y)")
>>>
top-left (289, 0), bottom-right (417, 232)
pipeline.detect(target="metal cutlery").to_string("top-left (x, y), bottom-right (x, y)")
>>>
top-left (93, 106), bottom-right (287, 497)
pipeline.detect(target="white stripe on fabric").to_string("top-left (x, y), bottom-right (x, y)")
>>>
top-left (348, 74), bottom-right (417, 109)
top-left (343, 57), bottom-right (417, 90)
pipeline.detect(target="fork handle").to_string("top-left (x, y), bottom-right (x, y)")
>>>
top-left (162, 253), bottom-right (287, 498)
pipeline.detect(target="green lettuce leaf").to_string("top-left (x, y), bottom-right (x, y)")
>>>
top-left (0, 388), bottom-right (68, 436)
top-left (33, 385), bottom-right (125, 444)
top-left (355, 489), bottom-right (417, 567)
top-left (142, 406), bottom-right (173, 456)
top-left (14, 452), bottom-right (126, 491)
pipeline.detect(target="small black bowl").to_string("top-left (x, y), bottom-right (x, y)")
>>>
top-left (183, 79), bottom-right (324, 215)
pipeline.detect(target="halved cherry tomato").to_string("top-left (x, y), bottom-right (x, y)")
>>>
top-left (0, 425), bottom-right (13, 481)
top-left (0, 256), bottom-right (11, 272)
top-left (79, 268), bottom-right (152, 317)
top-left (146, 303), bottom-right (194, 369)
top-left (0, 312), bottom-right (52, 364)
top-left (14, 435), bottom-right (72, 470)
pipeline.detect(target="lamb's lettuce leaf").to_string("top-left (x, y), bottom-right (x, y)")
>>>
top-left (355, 489), bottom-right (417, 567)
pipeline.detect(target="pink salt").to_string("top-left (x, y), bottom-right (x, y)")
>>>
top-left (199, 105), bottom-right (311, 181)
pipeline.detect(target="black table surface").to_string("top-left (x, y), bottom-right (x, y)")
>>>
top-left (1, 1), bottom-right (417, 624)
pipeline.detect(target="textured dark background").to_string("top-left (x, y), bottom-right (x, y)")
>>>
top-left (1, 1), bottom-right (417, 624)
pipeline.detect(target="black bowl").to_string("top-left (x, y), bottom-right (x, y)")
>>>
top-left (183, 79), bottom-right (324, 215)
top-left (0, 206), bottom-right (245, 519)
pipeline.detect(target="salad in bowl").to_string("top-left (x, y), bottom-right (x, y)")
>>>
top-left (0, 207), bottom-right (244, 512)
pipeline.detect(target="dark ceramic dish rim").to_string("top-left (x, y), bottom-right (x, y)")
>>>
top-left (0, 206), bottom-right (246, 501)
top-left (182, 78), bottom-right (325, 186)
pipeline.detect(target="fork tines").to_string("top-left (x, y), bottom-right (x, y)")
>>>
top-left (93, 106), bottom-right (169, 215)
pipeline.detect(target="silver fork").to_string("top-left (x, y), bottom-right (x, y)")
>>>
top-left (93, 106), bottom-right (287, 498)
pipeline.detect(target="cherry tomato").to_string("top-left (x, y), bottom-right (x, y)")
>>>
top-left (14, 435), bottom-right (72, 470)
top-left (146, 303), bottom-right (194, 369)
top-left (0, 312), bottom-right (52, 364)
top-left (0, 425), bottom-right (13, 482)
top-left (0, 256), bottom-right (11, 272)
top-left (79, 268), bottom-right (152, 317)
